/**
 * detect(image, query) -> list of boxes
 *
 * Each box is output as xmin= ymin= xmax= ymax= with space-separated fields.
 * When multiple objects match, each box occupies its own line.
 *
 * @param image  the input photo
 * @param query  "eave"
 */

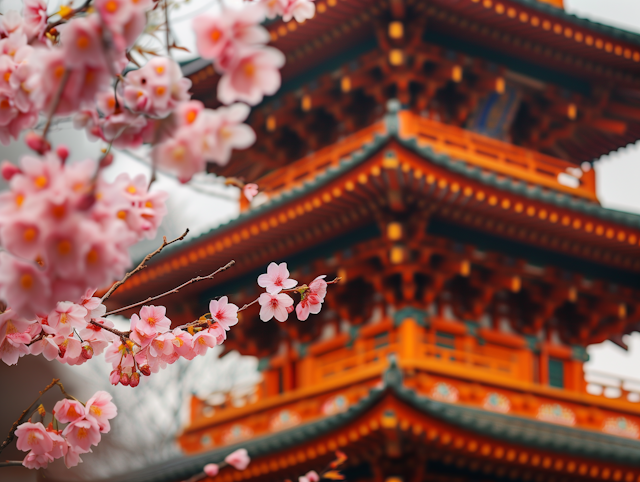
xmin=71 ymin=362 xmax=640 ymax=482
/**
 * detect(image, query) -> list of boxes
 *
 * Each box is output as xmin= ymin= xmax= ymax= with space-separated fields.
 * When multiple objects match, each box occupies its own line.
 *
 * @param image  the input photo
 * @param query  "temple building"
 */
xmin=107 ymin=0 xmax=640 ymax=481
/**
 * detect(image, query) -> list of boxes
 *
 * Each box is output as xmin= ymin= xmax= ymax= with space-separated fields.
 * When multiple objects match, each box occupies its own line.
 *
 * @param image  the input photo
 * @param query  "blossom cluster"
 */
xmin=107 ymin=298 xmax=239 ymax=386
xmin=193 ymin=3 xmax=286 ymax=106
xmin=0 ymin=151 xmax=167 ymax=318
xmin=203 ymin=448 xmax=251 ymax=477
xmin=257 ymin=262 xmax=328 ymax=322
xmin=14 ymin=390 xmax=117 ymax=469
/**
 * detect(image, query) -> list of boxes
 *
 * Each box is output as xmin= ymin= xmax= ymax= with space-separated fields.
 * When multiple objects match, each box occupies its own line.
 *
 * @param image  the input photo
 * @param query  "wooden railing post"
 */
xmin=399 ymin=318 xmax=420 ymax=365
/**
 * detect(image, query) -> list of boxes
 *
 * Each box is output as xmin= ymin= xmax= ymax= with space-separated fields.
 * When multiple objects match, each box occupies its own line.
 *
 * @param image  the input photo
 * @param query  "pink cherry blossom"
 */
xmin=192 ymin=327 xmax=220 ymax=356
xmin=22 ymin=450 xmax=54 ymax=469
xmin=217 ymin=47 xmax=285 ymax=106
xmin=85 ymin=391 xmax=117 ymax=433
xmin=281 ymin=0 xmax=316 ymax=23
xmin=258 ymin=262 xmax=297 ymax=294
xmin=22 ymin=0 xmax=48 ymax=41
xmin=208 ymin=103 xmax=256 ymax=166
xmin=123 ymin=57 xmax=192 ymax=118
xmin=62 ymin=418 xmax=101 ymax=453
xmin=0 ymin=252 xmax=51 ymax=317
xmin=149 ymin=332 xmax=175 ymax=358
xmin=299 ymin=471 xmax=320 ymax=482
xmin=48 ymin=430 xmax=69 ymax=460
xmin=136 ymin=305 xmax=171 ymax=336
xmin=53 ymin=399 xmax=85 ymax=424
xmin=296 ymin=275 xmax=327 ymax=321
xmin=172 ymin=329 xmax=196 ymax=360
xmin=15 ymin=422 xmax=53 ymax=455
xmin=243 ymin=183 xmax=258 ymax=202
xmin=259 ymin=293 xmax=294 ymax=322
xmin=204 ymin=463 xmax=220 ymax=477
xmin=225 ymin=448 xmax=250 ymax=470
xmin=209 ymin=296 xmax=239 ymax=330
xmin=193 ymin=4 xmax=269 ymax=63
xmin=64 ymin=445 xmax=85 ymax=468
xmin=48 ymin=302 xmax=88 ymax=337
xmin=60 ymin=15 xmax=108 ymax=69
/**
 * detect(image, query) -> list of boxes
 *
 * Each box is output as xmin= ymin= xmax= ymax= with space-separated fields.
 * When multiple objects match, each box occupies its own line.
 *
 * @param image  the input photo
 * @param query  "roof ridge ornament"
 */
xmin=382 ymin=355 xmax=404 ymax=389
xmin=384 ymin=99 xmax=401 ymax=136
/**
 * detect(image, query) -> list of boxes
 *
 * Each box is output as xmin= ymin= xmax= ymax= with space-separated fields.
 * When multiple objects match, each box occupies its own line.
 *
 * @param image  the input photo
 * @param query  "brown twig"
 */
xmin=88 ymin=321 xmax=131 ymax=339
xmin=0 ymin=461 xmax=24 ymax=468
xmin=0 ymin=379 xmax=75 ymax=456
xmin=105 ymin=260 xmax=236 ymax=316
xmin=42 ymin=69 xmax=70 ymax=139
xmin=101 ymin=229 xmax=190 ymax=303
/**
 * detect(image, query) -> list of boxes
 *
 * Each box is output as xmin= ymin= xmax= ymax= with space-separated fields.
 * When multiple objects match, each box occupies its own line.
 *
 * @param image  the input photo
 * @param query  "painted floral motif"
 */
xmin=322 ymin=395 xmax=349 ymax=416
xmin=430 ymin=382 xmax=459 ymax=403
xmin=269 ymin=409 xmax=301 ymax=431
xmin=537 ymin=404 xmax=576 ymax=426
xmin=483 ymin=392 xmax=511 ymax=413
xmin=603 ymin=417 xmax=640 ymax=439
xmin=222 ymin=424 xmax=254 ymax=444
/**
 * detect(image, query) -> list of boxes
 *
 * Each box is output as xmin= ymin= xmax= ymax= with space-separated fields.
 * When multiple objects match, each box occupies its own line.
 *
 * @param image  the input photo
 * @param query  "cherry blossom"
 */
xmin=53 ymin=399 xmax=86 ymax=424
xmin=243 ymin=183 xmax=259 ymax=202
xmin=15 ymin=422 xmax=53 ymax=455
xmin=209 ymin=296 xmax=239 ymax=330
xmin=225 ymin=448 xmax=251 ymax=470
xmin=217 ymin=47 xmax=285 ymax=106
xmin=281 ymin=0 xmax=316 ymax=23
xmin=300 ymin=471 xmax=321 ymax=482
xmin=62 ymin=418 xmax=101 ymax=453
xmin=85 ymin=391 xmax=118 ymax=432
xmin=295 ymin=275 xmax=327 ymax=321
xmin=23 ymin=451 xmax=54 ymax=469
xmin=258 ymin=262 xmax=297 ymax=294
xmin=204 ymin=463 xmax=220 ymax=477
xmin=259 ymin=292 xmax=294 ymax=322
xmin=193 ymin=4 xmax=269 ymax=64
xmin=123 ymin=57 xmax=192 ymax=118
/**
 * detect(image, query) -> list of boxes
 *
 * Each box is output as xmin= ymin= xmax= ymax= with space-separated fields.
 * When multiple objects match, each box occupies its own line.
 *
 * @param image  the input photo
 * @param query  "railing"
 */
xmin=397 ymin=111 xmax=597 ymax=201
xmin=585 ymin=370 xmax=640 ymax=403
xmin=246 ymin=121 xmax=387 ymax=207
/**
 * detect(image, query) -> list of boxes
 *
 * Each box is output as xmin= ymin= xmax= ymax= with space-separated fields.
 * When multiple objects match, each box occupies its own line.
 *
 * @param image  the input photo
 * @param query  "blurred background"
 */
xmin=2 ymin=0 xmax=640 ymax=480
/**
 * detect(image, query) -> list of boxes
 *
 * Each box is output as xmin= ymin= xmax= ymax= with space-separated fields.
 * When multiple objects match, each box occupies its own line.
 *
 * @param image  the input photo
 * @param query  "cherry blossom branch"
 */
xmin=0 ymin=379 xmax=73 ymax=456
xmin=101 ymin=229 xmax=190 ymax=303
xmin=0 ymin=461 xmax=24 ymax=467
xmin=183 ymin=461 xmax=230 ymax=482
xmin=105 ymin=260 xmax=236 ymax=316
xmin=42 ymin=69 xmax=70 ymax=139
xmin=235 ymin=277 xmax=342 ymax=313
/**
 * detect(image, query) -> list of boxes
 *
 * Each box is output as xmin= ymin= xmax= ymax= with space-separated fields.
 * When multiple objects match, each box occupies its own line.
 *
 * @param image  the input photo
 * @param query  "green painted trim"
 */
xmin=393 ymin=307 xmax=429 ymax=327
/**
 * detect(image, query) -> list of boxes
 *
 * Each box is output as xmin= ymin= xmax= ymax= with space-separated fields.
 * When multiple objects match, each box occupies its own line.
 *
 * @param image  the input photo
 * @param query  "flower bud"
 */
xmin=1 ymin=161 xmax=21 ymax=181
xmin=81 ymin=344 xmax=94 ymax=360
xmin=76 ymin=193 xmax=96 ymax=211
xmin=204 ymin=464 xmax=219 ymax=477
xmin=120 ymin=372 xmax=130 ymax=386
xmin=286 ymin=304 xmax=295 ymax=314
xmin=99 ymin=153 xmax=114 ymax=168
xmin=56 ymin=145 xmax=70 ymax=163
xmin=25 ymin=132 xmax=51 ymax=155
xmin=140 ymin=365 xmax=151 ymax=376
xmin=130 ymin=372 xmax=140 ymax=388
xmin=109 ymin=370 xmax=120 ymax=386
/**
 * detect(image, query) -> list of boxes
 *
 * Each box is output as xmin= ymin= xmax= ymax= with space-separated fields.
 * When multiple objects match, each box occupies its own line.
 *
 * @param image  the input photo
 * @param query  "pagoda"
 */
xmin=103 ymin=0 xmax=640 ymax=481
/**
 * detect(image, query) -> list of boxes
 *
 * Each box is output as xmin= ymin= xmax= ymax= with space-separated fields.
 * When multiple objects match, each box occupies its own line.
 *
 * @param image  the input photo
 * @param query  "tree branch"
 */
xmin=101 ymin=229 xmax=190 ymax=303
xmin=0 ymin=379 xmax=75 ymax=455
xmin=0 ymin=461 xmax=24 ymax=468
xmin=105 ymin=260 xmax=236 ymax=316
